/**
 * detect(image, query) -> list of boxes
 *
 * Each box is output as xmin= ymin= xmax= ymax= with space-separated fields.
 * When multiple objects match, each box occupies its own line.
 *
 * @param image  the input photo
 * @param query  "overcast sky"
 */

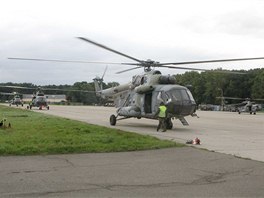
xmin=1 ymin=0 xmax=264 ymax=85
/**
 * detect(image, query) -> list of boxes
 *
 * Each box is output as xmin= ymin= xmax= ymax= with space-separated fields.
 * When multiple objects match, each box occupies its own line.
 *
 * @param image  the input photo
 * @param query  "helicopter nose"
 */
xmin=167 ymin=100 xmax=196 ymax=116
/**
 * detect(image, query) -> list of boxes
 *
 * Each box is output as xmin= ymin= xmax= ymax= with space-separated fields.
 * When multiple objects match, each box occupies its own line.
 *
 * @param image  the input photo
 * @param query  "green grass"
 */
xmin=0 ymin=105 xmax=183 ymax=155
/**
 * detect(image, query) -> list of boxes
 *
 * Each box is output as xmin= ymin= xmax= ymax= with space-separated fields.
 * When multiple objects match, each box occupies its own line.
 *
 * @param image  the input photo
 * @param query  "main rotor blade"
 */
xmin=101 ymin=65 xmax=108 ymax=79
xmin=8 ymin=57 xmax=123 ymax=65
xmin=116 ymin=66 xmax=142 ymax=74
xmin=0 ymin=85 xmax=95 ymax=93
xmin=0 ymin=85 xmax=36 ymax=90
xmin=159 ymin=57 xmax=264 ymax=66
xmin=158 ymin=65 xmax=245 ymax=74
xmin=77 ymin=37 xmax=143 ymax=64
xmin=253 ymin=98 xmax=264 ymax=101
xmin=216 ymin=96 xmax=244 ymax=100
xmin=0 ymin=92 xmax=15 ymax=95
xmin=41 ymin=87 xmax=95 ymax=93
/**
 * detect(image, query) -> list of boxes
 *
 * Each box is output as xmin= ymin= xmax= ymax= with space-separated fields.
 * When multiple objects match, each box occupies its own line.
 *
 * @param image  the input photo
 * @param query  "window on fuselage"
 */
xmin=166 ymin=89 xmax=190 ymax=102
xmin=180 ymin=89 xmax=190 ymax=100
xmin=186 ymin=90 xmax=195 ymax=102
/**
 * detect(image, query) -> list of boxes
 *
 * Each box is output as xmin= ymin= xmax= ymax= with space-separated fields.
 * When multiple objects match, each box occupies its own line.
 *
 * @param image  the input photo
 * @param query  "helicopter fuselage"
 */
xmin=9 ymin=96 xmax=23 ymax=107
xmin=27 ymin=92 xmax=50 ymax=110
xmin=237 ymin=102 xmax=259 ymax=114
xmin=115 ymin=84 xmax=196 ymax=118
xmin=105 ymin=71 xmax=197 ymax=126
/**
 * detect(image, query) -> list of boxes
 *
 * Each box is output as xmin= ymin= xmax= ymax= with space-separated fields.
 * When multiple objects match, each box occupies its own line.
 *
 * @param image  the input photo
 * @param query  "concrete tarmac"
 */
xmin=1 ymin=105 xmax=264 ymax=197
xmin=1 ymin=148 xmax=264 ymax=197
xmin=38 ymin=105 xmax=264 ymax=162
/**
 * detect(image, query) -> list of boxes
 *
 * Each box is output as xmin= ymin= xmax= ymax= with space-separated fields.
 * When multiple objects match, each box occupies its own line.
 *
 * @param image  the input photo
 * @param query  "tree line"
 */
xmin=175 ymin=68 xmax=264 ymax=105
xmin=1 ymin=68 xmax=263 ymax=105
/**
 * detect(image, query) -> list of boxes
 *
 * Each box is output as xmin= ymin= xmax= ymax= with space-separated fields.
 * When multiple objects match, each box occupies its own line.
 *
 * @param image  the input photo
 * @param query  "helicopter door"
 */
xmin=144 ymin=93 xmax=152 ymax=114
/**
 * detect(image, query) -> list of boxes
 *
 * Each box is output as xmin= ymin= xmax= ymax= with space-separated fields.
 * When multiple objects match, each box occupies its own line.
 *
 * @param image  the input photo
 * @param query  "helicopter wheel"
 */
xmin=166 ymin=118 xmax=173 ymax=130
xmin=47 ymin=106 xmax=50 ymax=110
xmin=110 ymin=114 xmax=117 ymax=126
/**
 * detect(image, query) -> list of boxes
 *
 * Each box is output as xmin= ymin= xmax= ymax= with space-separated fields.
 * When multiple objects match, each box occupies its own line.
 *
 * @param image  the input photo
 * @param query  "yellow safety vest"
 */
xmin=158 ymin=105 xmax=167 ymax=118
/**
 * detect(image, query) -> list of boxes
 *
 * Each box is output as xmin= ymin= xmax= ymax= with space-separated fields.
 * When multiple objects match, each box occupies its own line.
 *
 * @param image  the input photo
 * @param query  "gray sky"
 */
xmin=1 ymin=0 xmax=264 ymax=85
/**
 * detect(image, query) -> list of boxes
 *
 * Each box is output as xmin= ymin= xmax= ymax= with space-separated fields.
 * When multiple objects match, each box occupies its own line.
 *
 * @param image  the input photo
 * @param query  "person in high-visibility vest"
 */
xmin=156 ymin=102 xmax=167 ymax=132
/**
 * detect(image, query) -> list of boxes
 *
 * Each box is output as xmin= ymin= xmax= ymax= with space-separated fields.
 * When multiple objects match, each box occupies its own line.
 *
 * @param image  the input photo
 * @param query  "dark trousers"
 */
xmin=157 ymin=117 xmax=166 ymax=132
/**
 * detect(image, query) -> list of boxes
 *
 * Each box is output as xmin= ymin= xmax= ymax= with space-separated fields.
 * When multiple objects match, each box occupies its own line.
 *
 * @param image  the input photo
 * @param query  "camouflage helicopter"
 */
xmin=0 ymin=85 xmax=94 ymax=110
xmin=0 ymin=86 xmax=50 ymax=110
xmin=9 ymin=93 xmax=24 ymax=107
xmin=8 ymin=37 xmax=264 ymax=128
xmin=218 ymin=96 xmax=264 ymax=114
xmin=26 ymin=88 xmax=50 ymax=110
xmin=0 ymin=92 xmax=24 ymax=107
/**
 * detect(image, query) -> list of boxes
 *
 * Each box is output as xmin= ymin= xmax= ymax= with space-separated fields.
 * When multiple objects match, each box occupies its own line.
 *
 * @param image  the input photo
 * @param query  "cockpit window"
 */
xmin=180 ymin=90 xmax=190 ymax=100
xmin=165 ymin=89 xmax=192 ymax=101
xmin=186 ymin=90 xmax=195 ymax=101
xmin=159 ymin=89 xmax=195 ymax=103
xmin=160 ymin=91 xmax=170 ymax=101
xmin=169 ymin=90 xmax=181 ymax=101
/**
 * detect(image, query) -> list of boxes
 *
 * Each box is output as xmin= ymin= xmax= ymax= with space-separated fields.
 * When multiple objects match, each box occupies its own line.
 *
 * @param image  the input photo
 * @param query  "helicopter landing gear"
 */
xmin=110 ymin=114 xmax=117 ymax=126
xmin=47 ymin=106 xmax=50 ymax=110
xmin=166 ymin=118 xmax=173 ymax=129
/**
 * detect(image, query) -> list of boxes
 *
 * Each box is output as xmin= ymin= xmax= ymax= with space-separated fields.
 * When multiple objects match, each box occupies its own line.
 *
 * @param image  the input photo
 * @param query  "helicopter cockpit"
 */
xmin=158 ymin=86 xmax=196 ymax=116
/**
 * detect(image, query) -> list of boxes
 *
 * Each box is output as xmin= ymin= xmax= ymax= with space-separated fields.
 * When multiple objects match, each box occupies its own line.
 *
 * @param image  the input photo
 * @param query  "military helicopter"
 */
xmin=0 ymin=84 xmax=95 ymax=110
xmin=9 ymin=93 xmax=24 ymax=107
xmin=8 ymin=37 xmax=264 ymax=128
xmin=27 ymin=88 xmax=50 ymax=110
xmin=218 ymin=96 xmax=264 ymax=114
xmin=0 ymin=92 xmax=24 ymax=107
xmin=0 ymin=85 xmax=50 ymax=110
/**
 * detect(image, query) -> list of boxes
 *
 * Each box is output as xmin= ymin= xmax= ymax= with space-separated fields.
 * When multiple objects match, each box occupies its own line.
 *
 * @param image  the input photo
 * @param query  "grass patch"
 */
xmin=0 ymin=105 xmax=183 ymax=155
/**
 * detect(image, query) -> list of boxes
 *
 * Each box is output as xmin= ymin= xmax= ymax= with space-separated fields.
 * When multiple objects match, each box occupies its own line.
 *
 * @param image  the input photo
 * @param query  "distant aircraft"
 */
xmin=0 ymin=92 xmax=24 ymax=107
xmin=217 ymin=97 xmax=264 ymax=114
xmin=27 ymin=89 xmax=50 ymax=110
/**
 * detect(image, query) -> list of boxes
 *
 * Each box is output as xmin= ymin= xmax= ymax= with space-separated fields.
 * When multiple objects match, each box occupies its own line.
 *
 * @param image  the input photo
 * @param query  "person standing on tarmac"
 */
xmin=156 ymin=102 xmax=167 ymax=132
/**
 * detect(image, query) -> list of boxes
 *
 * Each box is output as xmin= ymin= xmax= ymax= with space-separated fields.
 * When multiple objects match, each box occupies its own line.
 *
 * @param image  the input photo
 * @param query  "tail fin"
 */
xmin=93 ymin=66 xmax=107 ymax=98
xmin=93 ymin=77 xmax=104 ymax=98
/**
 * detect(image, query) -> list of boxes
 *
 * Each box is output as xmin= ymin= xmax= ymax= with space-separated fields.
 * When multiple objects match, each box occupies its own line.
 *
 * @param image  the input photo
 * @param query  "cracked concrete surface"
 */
xmin=1 ymin=105 xmax=264 ymax=197
xmin=1 ymin=148 xmax=264 ymax=197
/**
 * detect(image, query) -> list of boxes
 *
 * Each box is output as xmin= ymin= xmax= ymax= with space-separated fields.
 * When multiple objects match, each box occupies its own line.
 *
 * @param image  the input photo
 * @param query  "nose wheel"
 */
xmin=110 ymin=114 xmax=117 ymax=126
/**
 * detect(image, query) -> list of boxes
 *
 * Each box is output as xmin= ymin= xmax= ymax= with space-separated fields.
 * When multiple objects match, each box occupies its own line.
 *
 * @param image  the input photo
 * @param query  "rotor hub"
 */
xmin=143 ymin=59 xmax=160 ymax=72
